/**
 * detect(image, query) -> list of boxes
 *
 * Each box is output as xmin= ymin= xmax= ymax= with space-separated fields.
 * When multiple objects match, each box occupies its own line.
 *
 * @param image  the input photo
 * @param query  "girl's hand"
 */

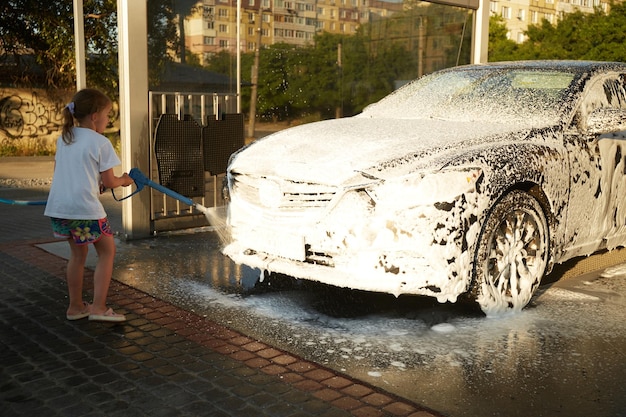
xmin=122 ymin=173 xmax=135 ymax=187
xmin=100 ymin=169 xmax=134 ymax=189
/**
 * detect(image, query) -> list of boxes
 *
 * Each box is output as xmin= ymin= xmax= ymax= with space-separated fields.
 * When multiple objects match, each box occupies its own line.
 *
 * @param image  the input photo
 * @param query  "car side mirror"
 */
xmin=586 ymin=108 xmax=626 ymax=134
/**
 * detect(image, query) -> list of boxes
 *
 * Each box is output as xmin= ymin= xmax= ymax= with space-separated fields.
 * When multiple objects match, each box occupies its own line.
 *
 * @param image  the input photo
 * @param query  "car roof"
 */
xmin=453 ymin=60 xmax=626 ymax=74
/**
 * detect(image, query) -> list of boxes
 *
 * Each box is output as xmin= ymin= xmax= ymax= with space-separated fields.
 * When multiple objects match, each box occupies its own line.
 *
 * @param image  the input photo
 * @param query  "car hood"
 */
xmin=230 ymin=117 xmax=542 ymax=184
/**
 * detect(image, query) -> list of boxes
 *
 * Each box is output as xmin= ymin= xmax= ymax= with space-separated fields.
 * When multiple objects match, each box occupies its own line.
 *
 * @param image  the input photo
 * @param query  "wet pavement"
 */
xmin=0 ymin=158 xmax=440 ymax=417
xmin=106 ymin=233 xmax=626 ymax=417
xmin=2 ymin=157 xmax=626 ymax=417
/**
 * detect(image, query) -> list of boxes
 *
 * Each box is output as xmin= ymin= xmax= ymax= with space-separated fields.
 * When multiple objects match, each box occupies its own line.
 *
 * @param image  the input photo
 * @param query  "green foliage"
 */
xmin=0 ymin=138 xmax=56 ymax=156
xmin=184 ymin=50 xmax=203 ymax=67
xmin=1 ymin=1 xmax=75 ymax=88
xmin=258 ymin=43 xmax=297 ymax=121
xmin=1 ymin=0 xmax=178 ymax=100
xmin=247 ymin=32 xmax=415 ymax=121
xmin=147 ymin=0 xmax=179 ymax=87
xmin=488 ymin=15 xmax=518 ymax=62
xmin=205 ymin=50 xmax=238 ymax=76
xmin=83 ymin=0 xmax=120 ymax=100
xmin=288 ymin=34 xmax=342 ymax=119
xmin=0 ymin=133 xmax=119 ymax=156
xmin=489 ymin=2 xmax=626 ymax=62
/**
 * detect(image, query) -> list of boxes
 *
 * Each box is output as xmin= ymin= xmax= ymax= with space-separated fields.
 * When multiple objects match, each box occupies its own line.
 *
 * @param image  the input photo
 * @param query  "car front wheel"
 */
xmin=473 ymin=190 xmax=549 ymax=316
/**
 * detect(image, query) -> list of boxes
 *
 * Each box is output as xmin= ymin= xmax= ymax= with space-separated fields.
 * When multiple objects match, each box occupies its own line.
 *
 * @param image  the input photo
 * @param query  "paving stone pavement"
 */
xmin=0 ymin=159 xmax=444 ymax=417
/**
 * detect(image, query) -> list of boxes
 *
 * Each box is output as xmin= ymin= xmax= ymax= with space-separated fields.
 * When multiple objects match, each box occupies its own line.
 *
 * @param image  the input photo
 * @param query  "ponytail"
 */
xmin=61 ymin=104 xmax=75 ymax=144
xmin=61 ymin=89 xmax=112 ymax=144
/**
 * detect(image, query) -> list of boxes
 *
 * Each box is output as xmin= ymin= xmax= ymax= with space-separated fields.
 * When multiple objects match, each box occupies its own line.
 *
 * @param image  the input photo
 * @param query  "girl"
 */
xmin=45 ymin=88 xmax=134 ymax=322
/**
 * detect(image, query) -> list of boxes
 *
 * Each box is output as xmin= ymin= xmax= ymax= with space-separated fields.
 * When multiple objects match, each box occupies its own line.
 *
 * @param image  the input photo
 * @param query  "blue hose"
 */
xmin=0 ymin=198 xmax=46 ymax=206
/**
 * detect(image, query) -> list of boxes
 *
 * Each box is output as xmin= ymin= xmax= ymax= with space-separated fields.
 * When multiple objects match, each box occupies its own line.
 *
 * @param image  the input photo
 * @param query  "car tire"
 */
xmin=473 ymin=190 xmax=549 ymax=316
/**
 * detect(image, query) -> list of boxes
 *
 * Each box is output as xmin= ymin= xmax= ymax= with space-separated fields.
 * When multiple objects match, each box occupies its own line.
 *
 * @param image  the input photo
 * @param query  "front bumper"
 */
xmin=223 ymin=240 xmax=469 ymax=301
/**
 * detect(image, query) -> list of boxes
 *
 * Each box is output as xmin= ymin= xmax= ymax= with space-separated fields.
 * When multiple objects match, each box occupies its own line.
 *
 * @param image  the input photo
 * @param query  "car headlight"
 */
xmin=365 ymin=167 xmax=483 ymax=210
xmin=257 ymin=179 xmax=283 ymax=208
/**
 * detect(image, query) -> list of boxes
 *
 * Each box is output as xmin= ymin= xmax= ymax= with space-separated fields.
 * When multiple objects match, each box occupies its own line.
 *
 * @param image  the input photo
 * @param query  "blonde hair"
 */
xmin=61 ymin=88 xmax=111 ymax=144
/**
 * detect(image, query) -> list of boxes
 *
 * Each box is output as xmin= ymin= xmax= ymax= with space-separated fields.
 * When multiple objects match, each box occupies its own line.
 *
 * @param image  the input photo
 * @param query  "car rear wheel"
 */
xmin=474 ymin=190 xmax=549 ymax=316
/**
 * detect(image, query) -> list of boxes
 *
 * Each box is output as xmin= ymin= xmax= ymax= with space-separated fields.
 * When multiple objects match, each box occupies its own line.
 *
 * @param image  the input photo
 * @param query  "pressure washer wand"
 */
xmin=126 ymin=168 xmax=208 ymax=214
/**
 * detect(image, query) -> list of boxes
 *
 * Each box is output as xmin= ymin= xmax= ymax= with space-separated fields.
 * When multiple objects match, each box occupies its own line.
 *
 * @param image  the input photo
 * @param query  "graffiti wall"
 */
xmin=0 ymin=88 xmax=72 ymax=146
xmin=0 ymin=88 xmax=120 ymax=156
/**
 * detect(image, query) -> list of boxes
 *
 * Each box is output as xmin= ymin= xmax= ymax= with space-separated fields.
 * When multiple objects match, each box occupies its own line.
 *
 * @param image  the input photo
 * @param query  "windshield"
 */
xmin=362 ymin=67 xmax=576 ymax=125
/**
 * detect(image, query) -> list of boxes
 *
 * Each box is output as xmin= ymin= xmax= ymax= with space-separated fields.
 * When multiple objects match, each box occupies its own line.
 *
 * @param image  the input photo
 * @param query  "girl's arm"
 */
xmin=100 ymin=168 xmax=134 ymax=189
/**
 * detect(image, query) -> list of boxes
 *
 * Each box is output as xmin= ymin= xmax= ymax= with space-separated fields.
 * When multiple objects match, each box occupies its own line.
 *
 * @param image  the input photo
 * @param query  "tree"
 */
xmin=147 ymin=0 xmax=179 ymax=87
xmin=1 ymin=0 xmax=178 ymax=100
xmin=291 ymin=33 xmax=344 ymax=119
xmin=256 ymin=43 xmax=295 ymax=121
xmin=205 ymin=50 xmax=239 ymax=76
xmin=338 ymin=33 xmax=374 ymax=115
xmin=488 ymin=15 xmax=518 ymax=62
xmin=0 ymin=0 xmax=117 ymax=92
xmin=575 ymin=3 xmax=626 ymax=61
xmin=504 ymin=2 xmax=626 ymax=62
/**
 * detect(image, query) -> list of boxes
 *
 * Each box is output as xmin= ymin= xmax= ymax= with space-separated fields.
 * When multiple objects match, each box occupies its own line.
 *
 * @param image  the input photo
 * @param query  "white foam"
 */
xmin=544 ymin=288 xmax=601 ymax=301
xmin=601 ymin=263 xmax=626 ymax=278
xmin=431 ymin=323 xmax=456 ymax=333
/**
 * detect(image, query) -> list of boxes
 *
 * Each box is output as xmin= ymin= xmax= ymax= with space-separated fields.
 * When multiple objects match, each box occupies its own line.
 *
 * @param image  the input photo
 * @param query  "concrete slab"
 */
xmin=36 ymin=240 xmax=102 ymax=270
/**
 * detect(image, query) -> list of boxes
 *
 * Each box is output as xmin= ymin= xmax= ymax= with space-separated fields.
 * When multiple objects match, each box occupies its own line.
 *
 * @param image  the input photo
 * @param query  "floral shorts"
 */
xmin=50 ymin=218 xmax=113 ymax=245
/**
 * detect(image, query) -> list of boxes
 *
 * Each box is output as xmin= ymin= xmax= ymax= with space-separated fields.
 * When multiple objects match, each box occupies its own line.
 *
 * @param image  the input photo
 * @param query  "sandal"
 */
xmin=66 ymin=301 xmax=90 ymax=321
xmin=89 ymin=308 xmax=126 ymax=323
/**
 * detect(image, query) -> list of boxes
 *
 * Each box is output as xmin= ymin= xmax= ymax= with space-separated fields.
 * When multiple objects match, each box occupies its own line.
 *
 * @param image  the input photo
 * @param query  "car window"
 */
xmin=579 ymin=74 xmax=626 ymax=114
xmin=603 ymin=74 xmax=626 ymax=109
xmin=575 ymin=73 xmax=626 ymax=129
xmin=361 ymin=68 xmax=575 ymax=125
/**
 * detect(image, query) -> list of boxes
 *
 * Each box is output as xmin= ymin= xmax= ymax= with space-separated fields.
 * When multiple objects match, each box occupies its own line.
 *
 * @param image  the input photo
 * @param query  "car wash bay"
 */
xmin=3 ymin=156 xmax=626 ymax=417
xmin=42 ymin=189 xmax=626 ymax=417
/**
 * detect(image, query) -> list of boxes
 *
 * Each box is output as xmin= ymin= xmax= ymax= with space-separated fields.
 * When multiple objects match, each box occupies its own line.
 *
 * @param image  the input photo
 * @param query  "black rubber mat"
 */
xmin=203 ymin=113 xmax=245 ymax=176
xmin=154 ymin=114 xmax=205 ymax=197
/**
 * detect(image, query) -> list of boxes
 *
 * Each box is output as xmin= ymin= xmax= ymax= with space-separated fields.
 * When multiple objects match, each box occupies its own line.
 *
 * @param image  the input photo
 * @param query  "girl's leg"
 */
xmin=91 ymin=234 xmax=120 ymax=316
xmin=66 ymin=238 xmax=89 ymax=316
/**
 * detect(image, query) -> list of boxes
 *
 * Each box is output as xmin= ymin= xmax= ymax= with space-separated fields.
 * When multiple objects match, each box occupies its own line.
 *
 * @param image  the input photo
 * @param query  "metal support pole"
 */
xmin=73 ymin=0 xmax=87 ymax=89
xmin=247 ymin=11 xmax=263 ymax=139
xmin=471 ymin=0 xmax=489 ymax=64
xmin=237 ymin=0 xmax=242 ymax=113
xmin=118 ymin=0 xmax=151 ymax=238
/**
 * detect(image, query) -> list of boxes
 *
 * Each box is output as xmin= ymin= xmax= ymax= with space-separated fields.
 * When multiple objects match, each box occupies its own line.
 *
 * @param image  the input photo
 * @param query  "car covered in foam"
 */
xmin=223 ymin=61 xmax=626 ymax=316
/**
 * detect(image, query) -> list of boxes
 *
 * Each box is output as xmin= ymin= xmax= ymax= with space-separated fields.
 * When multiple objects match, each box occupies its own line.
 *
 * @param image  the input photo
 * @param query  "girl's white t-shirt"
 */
xmin=44 ymin=127 xmax=121 ymax=220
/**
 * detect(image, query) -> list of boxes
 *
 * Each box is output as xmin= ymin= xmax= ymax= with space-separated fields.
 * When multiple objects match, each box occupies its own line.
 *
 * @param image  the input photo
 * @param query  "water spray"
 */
xmin=119 ymin=168 xmax=231 ymax=244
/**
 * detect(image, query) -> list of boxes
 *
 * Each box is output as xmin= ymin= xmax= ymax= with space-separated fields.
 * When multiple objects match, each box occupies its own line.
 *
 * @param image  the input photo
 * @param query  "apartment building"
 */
xmin=183 ymin=0 xmax=615 ymax=65
xmin=184 ymin=0 xmax=403 ymax=64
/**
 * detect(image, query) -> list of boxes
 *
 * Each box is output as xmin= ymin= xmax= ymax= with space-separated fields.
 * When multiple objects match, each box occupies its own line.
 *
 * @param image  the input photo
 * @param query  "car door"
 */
xmin=563 ymin=72 xmax=626 ymax=258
